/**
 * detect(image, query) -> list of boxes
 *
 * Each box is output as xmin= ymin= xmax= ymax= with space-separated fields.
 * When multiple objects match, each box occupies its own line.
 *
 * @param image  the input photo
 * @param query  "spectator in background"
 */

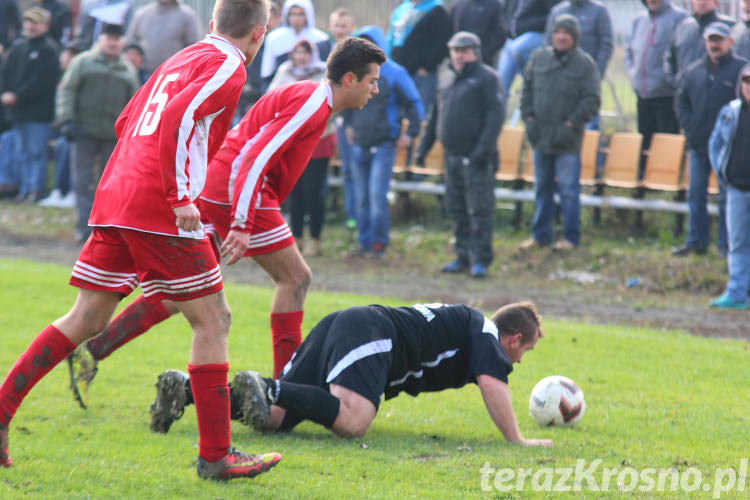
xmin=665 ymin=0 xmax=734 ymax=86
xmin=417 ymin=32 xmax=504 ymax=277
xmin=1 ymin=7 xmax=60 ymax=203
xmin=122 ymin=43 xmax=149 ymax=84
xmin=245 ymin=0 xmax=281 ymax=106
xmin=733 ymin=0 xmax=750 ymax=59
xmin=260 ymin=0 xmax=330 ymax=86
xmin=71 ymin=0 xmax=133 ymax=51
xmin=268 ymin=39 xmax=333 ymax=257
xmin=544 ymin=0 xmax=612 ymax=130
xmin=56 ymin=23 xmax=139 ymax=242
xmin=0 ymin=0 xmax=21 ymax=55
xmin=673 ymin=22 xmax=746 ymax=257
xmin=36 ymin=0 xmax=72 ymax=45
xmin=347 ymin=26 xmax=424 ymax=260
xmin=519 ymin=15 xmax=600 ymax=252
xmin=387 ymin=0 xmax=452 ymax=114
xmin=709 ymin=64 xmax=750 ymax=310
xmin=625 ymin=0 xmax=687 ymax=176
xmin=328 ymin=7 xmax=359 ymax=231
xmin=124 ymin=0 xmax=201 ymax=74
xmin=496 ymin=0 xmax=559 ymax=101
xmin=38 ymin=45 xmax=82 ymax=208
xmin=450 ymin=0 xmax=508 ymax=66
xmin=0 ymin=45 xmax=18 ymax=198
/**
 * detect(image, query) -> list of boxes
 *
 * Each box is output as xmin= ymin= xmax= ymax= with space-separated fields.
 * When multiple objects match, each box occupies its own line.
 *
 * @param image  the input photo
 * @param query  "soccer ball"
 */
xmin=529 ymin=375 xmax=585 ymax=427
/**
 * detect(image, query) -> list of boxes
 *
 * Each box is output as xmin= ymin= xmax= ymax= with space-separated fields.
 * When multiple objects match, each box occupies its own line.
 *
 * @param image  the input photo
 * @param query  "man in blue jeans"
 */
xmin=708 ymin=64 xmax=750 ymax=309
xmin=345 ymin=26 xmax=423 ymax=259
xmin=519 ymin=15 xmax=599 ymax=251
xmin=673 ymin=22 xmax=746 ymax=257
xmin=0 ymin=8 xmax=59 ymax=202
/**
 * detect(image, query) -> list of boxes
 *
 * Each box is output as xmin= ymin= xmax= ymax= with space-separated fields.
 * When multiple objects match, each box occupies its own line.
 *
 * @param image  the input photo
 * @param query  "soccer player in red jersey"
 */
xmin=0 ymin=0 xmax=285 ymax=481
xmin=66 ymin=38 xmax=387 ymax=397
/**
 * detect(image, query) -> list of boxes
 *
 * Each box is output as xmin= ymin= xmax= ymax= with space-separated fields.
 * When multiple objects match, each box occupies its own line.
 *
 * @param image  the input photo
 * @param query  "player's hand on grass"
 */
xmin=521 ymin=438 xmax=553 ymax=448
xmin=173 ymin=203 xmax=201 ymax=232
xmin=221 ymin=229 xmax=250 ymax=265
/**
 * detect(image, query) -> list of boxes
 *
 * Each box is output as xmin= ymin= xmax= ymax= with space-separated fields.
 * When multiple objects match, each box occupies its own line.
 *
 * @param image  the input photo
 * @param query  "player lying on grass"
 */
xmin=149 ymin=302 xmax=553 ymax=447
xmin=64 ymin=36 xmax=387 ymax=408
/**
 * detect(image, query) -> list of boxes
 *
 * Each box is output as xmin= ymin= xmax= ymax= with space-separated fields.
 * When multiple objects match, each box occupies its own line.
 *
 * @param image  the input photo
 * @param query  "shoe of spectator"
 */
xmin=149 ymin=370 xmax=189 ymax=434
xmin=553 ymin=239 xmax=576 ymax=251
xmin=671 ymin=243 xmax=708 ymax=256
xmin=38 ymin=189 xmax=64 ymax=207
xmin=349 ymin=246 xmax=370 ymax=258
xmin=440 ymin=260 xmax=469 ymax=273
xmin=518 ymin=237 xmax=544 ymax=251
xmin=303 ymin=238 xmax=321 ymax=257
xmin=710 ymin=293 xmax=749 ymax=310
xmin=59 ymin=191 xmax=76 ymax=208
xmin=196 ymin=446 xmax=281 ymax=481
xmin=470 ymin=263 xmax=489 ymax=278
xmin=0 ymin=184 xmax=19 ymax=199
xmin=371 ymin=242 xmax=386 ymax=259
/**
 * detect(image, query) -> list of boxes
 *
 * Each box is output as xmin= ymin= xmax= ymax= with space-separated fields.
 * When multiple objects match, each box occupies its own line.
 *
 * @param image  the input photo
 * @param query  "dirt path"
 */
xmin=2 ymin=232 xmax=747 ymax=340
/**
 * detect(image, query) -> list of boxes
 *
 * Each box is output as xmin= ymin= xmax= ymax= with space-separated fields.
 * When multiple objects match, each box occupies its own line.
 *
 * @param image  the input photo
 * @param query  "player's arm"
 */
xmin=476 ymin=374 xmax=553 ymax=448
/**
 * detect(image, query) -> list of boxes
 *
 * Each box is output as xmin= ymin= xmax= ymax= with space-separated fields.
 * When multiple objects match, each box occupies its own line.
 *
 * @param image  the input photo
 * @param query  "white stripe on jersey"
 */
xmin=174 ymin=53 xmax=241 ymax=202
xmin=482 ymin=317 xmax=499 ymax=341
xmin=388 ymin=348 xmax=460 ymax=388
xmin=228 ymin=122 xmax=269 ymax=202
xmin=325 ymin=339 xmax=393 ymax=384
xmin=234 ymin=83 xmax=328 ymax=227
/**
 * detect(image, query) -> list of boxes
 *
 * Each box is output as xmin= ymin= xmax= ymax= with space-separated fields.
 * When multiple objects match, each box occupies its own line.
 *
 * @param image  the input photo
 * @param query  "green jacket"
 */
xmin=56 ymin=46 xmax=140 ymax=140
xmin=521 ymin=46 xmax=600 ymax=154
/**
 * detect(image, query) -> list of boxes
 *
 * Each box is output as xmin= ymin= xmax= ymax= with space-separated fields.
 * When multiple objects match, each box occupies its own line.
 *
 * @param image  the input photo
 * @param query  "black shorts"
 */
xmin=279 ymin=306 xmax=394 ymax=430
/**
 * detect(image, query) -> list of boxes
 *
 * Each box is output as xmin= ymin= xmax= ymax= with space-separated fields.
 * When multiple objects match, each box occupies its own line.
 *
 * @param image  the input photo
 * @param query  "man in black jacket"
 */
xmin=673 ymin=22 xmax=747 ymax=257
xmin=0 ymin=7 xmax=60 ymax=202
xmin=450 ymin=0 xmax=508 ymax=66
xmin=416 ymin=32 xmax=504 ymax=278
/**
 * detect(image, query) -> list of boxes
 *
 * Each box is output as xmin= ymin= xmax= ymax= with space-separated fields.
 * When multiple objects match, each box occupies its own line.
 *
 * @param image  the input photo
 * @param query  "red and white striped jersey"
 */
xmin=89 ymin=35 xmax=247 ymax=238
xmin=200 ymin=79 xmax=333 ymax=232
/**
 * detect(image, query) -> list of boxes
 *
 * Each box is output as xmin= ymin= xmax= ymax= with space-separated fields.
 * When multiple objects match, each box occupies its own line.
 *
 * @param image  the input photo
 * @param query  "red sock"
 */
xmin=188 ymin=363 xmax=230 ymax=462
xmin=86 ymin=295 xmax=171 ymax=360
xmin=271 ymin=311 xmax=303 ymax=378
xmin=0 ymin=325 xmax=75 ymax=425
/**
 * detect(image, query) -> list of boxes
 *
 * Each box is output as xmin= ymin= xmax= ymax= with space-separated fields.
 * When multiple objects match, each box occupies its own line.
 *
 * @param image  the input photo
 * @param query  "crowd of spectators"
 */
xmin=0 ymin=0 xmax=748 ymax=307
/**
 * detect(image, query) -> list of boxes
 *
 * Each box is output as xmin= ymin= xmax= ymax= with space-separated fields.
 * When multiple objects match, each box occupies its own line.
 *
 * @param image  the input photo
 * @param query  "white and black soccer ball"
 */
xmin=529 ymin=375 xmax=585 ymax=427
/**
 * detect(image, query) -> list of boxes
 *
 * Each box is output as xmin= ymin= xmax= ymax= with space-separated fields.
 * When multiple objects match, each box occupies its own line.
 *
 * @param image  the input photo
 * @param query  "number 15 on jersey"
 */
xmin=133 ymin=73 xmax=179 ymax=137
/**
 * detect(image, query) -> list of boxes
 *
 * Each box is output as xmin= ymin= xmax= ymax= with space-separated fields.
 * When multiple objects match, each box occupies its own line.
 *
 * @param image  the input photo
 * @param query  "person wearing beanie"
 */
xmin=673 ymin=22 xmax=747 ymax=257
xmin=519 ymin=14 xmax=600 ymax=252
xmin=416 ymin=30 xmax=504 ymax=277
xmin=708 ymin=64 xmax=750 ymax=309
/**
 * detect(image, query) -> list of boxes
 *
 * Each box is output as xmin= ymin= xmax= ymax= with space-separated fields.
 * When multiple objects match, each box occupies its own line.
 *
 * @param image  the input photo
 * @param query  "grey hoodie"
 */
xmin=624 ymin=0 xmax=688 ymax=98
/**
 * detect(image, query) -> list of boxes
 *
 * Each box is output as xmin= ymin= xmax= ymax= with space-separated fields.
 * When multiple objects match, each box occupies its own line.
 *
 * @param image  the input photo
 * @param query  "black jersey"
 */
xmin=374 ymin=303 xmax=513 ymax=400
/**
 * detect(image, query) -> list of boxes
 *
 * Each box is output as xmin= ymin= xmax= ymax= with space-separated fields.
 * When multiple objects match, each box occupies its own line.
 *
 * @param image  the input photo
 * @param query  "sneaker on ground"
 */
xmin=38 ymin=189 xmax=64 ymax=207
xmin=58 ymin=191 xmax=76 ymax=208
xmin=149 ymin=370 xmax=189 ymax=433
xmin=552 ymin=239 xmax=576 ymax=251
xmin=67 ymin=345 xmax=98 ymax=409
xmin=197 ymin=446 xmax=281 ymax=481
xmin=0 ymin=423 xmax=11 ymax=467
xmin=231 ymin=371 xmax=271 ymax=430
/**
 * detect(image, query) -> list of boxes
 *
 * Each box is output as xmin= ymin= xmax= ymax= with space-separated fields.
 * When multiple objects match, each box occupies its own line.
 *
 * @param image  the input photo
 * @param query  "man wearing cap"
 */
xmin=665 ymin=0 xmax=735 ymax=87
xmin=0 ymin=7 xmax=60 ymax=203
xmin=519 ymin=14 xmax=600 ymax=251
xmin=674 ymin=22 xmax=747 ymax=257
xmin=56 ymin=23 xmax=140 ymax=242
xmin=416 ymin=31 xmax=504 ymax=278
xmin=708 ymin=64 xmax=750 ymax=309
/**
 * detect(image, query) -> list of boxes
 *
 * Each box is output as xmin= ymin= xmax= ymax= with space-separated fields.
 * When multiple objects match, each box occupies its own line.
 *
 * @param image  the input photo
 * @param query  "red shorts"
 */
xmin=197 ymin=198 xmax=294 ymax=258
xmin=70 ymin=227 xmax=223 ymax=302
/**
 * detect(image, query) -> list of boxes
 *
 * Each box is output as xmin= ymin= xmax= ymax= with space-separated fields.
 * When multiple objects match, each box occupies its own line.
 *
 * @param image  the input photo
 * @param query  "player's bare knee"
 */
xmin=332 ymin=418 xmax=369 ymax=439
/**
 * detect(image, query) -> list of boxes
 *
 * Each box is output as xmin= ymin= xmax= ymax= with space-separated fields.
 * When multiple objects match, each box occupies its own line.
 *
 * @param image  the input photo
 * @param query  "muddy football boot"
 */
xmin=149 ymin=370 xmax=189 ymax=433
xmin=231 ymin=371 xmax=271 ymax=431
xmin=66 ymin=345 xmax=98 ymax=410
xmin=197 ymin=446 xmax=281 ymax=481
xmin=0 ymin=423 xmax=10 ymax=467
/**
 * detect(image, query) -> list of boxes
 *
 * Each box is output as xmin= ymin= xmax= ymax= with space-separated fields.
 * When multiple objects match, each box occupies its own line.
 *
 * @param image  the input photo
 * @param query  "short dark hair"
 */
xmin=491 ymin=301 xmax=543 ymax=345
xmin=326 ymin=37 xmax=385 ymax=85
xmin=123 ymin=43 xmax=144 ymax=57
xmin=214 ymin=0 xmax=269 ymax=39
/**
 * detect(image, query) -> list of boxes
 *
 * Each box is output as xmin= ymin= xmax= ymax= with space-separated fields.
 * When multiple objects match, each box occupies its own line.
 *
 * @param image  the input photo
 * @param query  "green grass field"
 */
xmin=1 ymin=258 xmax=749 ymax=499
